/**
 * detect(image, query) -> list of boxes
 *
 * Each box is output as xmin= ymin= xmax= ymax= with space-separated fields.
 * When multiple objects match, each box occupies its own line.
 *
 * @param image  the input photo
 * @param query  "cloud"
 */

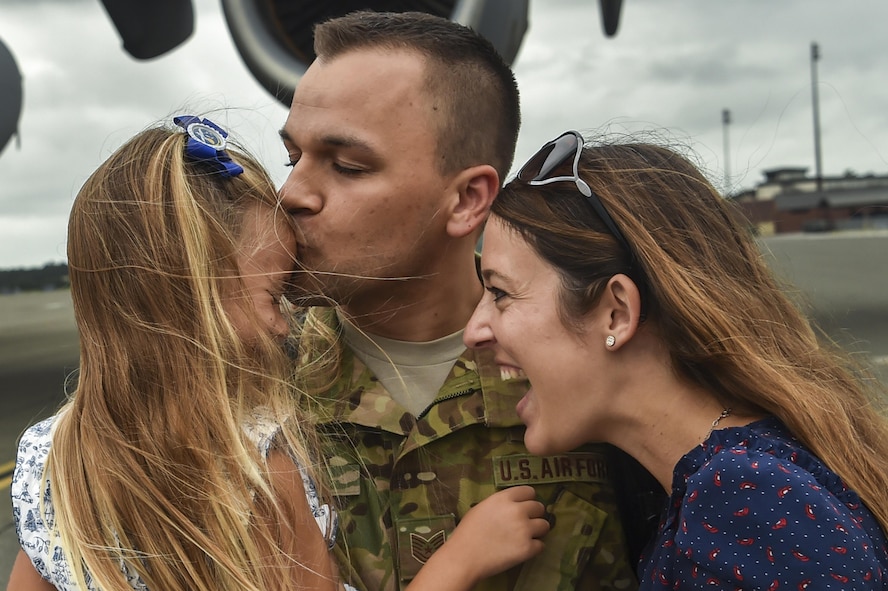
xmin=1 ymin=0 xmax=887 ymax=268
xmin=511 ymin=0 xmax=888 ymax=194
xmin=0 ymin=0 xmax=288 ymax=268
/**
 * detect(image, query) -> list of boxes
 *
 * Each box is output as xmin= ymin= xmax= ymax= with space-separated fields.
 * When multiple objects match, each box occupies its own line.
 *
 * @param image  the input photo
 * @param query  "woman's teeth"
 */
xmin=500 ymin=367 xmax=527 ymax=382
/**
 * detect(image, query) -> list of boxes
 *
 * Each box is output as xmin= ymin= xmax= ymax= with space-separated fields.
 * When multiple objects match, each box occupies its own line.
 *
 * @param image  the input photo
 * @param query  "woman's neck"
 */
xmin=600 ymin=371 xmax=731 ymax=492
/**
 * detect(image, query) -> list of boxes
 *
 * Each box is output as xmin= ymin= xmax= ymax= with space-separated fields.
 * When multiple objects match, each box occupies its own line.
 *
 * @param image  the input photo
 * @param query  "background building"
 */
xmin=733 ymin=167 xmax=888 ymax=235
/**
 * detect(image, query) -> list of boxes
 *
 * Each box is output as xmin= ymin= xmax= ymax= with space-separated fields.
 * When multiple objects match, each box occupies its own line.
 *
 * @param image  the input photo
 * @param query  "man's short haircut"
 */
xmin=313 ymin=10 xmax=521 ymax=181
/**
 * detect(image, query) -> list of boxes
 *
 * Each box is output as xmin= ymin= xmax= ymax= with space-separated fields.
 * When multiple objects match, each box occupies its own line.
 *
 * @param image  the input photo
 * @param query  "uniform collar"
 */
xmin=304 ymin=307 xmax=527 ymax=434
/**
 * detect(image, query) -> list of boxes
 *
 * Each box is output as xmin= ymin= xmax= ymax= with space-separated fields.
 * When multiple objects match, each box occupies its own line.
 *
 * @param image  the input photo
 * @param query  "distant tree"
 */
xmin=0 ymin=262 xmax=69 ymax=293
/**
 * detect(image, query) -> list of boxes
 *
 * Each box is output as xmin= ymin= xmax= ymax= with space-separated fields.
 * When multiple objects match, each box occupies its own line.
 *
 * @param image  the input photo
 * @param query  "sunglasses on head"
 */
xmin=517 ymin=130 xmax=633 ymax=259
xmin=516 ymin=130 xmax=647 ymax=319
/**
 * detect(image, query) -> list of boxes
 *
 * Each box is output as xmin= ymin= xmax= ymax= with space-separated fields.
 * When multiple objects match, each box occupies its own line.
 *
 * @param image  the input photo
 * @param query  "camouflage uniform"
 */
xmin=302 ymin=308 xmax=638 ymax=591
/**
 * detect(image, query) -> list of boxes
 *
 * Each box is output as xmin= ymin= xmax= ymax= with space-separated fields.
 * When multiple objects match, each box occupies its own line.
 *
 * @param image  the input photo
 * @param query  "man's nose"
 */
xmin=279 ymin=163 xmax=322 ymax=216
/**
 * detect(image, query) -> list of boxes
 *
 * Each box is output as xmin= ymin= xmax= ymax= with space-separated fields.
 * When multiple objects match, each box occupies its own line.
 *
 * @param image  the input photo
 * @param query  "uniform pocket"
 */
xmin=514 ymin=487 xmax=635 ymax=591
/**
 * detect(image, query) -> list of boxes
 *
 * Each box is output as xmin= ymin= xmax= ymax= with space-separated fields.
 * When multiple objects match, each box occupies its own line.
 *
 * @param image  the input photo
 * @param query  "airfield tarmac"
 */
xmin=1 ymin=230 xmax=886 ymax=586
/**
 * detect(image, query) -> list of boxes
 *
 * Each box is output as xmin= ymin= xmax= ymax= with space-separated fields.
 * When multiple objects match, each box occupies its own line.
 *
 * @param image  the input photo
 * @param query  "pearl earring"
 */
xmin=605 ymin=335 xmax=616 ymax=347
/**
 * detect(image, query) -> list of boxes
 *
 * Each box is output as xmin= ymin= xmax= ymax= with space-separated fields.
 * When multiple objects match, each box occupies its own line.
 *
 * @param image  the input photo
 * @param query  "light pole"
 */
xmin=811 ymin=42 xmax=823 ymax=194
xmin=722 ymin=108 xmax=731 ymax=197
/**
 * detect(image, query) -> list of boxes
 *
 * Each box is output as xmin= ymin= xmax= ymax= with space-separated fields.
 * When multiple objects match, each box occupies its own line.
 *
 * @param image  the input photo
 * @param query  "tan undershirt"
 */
xmin=338 ymin=311 xmax=466 ymax=416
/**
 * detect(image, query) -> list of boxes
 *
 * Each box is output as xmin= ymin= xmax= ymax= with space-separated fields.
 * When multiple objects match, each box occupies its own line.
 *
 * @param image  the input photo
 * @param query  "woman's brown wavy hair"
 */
xmin=492 ymin=138 xmax=888 ymax=535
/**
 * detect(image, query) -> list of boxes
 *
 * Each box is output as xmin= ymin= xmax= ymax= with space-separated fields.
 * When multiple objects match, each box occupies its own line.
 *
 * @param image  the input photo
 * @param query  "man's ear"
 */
xmin=445 ymin=164 xmax=500 ymax=238
xmin=599 ymin=274 xmax=644 ymax=350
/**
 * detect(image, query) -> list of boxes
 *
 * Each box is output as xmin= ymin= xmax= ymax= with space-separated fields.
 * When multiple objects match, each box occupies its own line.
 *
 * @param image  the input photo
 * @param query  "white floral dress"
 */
xmin=11 ymin=409 xmax=337 ymax=591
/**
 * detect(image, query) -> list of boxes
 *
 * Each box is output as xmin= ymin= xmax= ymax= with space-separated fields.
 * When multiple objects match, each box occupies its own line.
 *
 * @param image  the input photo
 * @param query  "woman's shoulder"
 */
xmin=672 ymin=417 xmax=888 ymax=587
xmin=704 ymin=417 xmax=806 ymax=464
xmin=681 ymin=416 xmax=863 ymax=515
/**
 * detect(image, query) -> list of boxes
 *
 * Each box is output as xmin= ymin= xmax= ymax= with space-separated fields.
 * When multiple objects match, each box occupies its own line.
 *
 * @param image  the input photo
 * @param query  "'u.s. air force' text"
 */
xmin=493 ymin=452 xmax=609 ymax=487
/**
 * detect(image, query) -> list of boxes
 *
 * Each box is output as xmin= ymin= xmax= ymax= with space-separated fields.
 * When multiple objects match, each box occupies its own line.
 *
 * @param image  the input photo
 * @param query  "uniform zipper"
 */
xmin=415 ymin=387 xmax=475 ymax=420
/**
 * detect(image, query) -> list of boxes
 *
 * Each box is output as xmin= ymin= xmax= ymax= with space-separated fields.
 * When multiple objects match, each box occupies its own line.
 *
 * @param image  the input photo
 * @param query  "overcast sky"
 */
xmin=1 ymin=0 xmax=886 ymax=269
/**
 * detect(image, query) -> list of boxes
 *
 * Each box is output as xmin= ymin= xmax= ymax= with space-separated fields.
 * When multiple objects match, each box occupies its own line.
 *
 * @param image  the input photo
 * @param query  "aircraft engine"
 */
xmin=0 ymin=37 xmax=23 ymax=157
xmin=218 ymin=0 xmax=529 ymax=105
xmin=97 ymin=0 xmax=624 ymax=107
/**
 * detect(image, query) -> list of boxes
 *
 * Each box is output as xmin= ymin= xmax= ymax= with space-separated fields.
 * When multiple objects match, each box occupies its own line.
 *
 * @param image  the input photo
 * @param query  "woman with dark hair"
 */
xmin=465 ymin=130 xmax=888 ymax=589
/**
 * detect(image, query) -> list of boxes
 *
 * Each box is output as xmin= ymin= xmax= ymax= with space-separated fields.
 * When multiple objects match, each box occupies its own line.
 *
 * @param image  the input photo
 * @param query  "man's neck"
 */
xmin=340 ymin=264 xmax=483 ymax=342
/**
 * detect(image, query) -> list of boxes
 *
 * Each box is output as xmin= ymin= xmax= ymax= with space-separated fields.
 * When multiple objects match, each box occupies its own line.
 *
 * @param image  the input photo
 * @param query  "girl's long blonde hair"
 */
xmin=48 ymin=124 xmax=323 ymax=590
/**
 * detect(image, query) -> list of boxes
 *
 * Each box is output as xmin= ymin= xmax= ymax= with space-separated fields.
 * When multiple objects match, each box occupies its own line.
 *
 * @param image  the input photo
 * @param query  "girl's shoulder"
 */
xmin=240 ymin=406 xmax=338 ymax=546
xmin=241 ymin=405 xmax=283 ymax=457
xmin=12 ymin=415 xmax=59 ymax=521
xmin=11 ymin=415 xmax=73 ymax=589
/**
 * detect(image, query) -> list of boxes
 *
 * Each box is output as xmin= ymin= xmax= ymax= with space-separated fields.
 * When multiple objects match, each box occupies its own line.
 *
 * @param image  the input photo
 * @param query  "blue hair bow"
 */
xmin=173 ymin=115 xmax=244 ymax=178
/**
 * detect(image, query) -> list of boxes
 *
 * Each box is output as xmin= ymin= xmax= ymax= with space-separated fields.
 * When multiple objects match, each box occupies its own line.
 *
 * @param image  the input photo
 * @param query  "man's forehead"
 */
xmin=307 ymin=47 xmax=429 ymax=88
xmin=287 ymin=55 xmax=437 ymax=141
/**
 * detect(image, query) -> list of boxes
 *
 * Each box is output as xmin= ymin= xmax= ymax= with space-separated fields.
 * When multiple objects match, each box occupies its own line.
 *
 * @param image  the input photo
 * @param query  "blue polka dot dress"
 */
xmin=640 ymin=417 xmax=888 ymax=590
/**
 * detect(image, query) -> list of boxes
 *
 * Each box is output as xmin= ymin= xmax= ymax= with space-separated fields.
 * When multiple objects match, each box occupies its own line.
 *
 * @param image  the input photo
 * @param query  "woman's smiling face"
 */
xmin=464 ymin=216 xmax=604 ymax=455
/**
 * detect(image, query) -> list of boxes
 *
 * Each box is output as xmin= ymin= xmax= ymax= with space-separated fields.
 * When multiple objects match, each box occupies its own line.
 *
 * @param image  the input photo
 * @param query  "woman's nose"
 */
xmin=464 ymin=302 xmax=495 ymax=350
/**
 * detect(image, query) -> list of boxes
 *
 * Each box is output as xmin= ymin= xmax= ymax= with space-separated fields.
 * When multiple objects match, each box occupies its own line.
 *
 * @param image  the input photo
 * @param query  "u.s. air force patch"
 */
xmin=493 ymin=452 xmax=609 ymax=487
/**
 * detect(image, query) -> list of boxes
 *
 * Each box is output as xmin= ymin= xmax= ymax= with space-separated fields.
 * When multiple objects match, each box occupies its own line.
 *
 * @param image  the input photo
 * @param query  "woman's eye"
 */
xmin=284 ymin=154 xmax=300 ymax=168
xmin=485 ymin=286 xmax=508 ymax=302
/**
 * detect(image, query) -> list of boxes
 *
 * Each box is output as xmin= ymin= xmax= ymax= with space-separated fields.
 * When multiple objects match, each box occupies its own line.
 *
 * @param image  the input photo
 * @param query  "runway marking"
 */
xmin=0 ymin=459 xmax=14 ymax=490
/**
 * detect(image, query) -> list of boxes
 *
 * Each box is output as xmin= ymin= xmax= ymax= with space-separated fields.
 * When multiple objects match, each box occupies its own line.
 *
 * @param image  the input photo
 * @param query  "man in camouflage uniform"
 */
xmin=279 ymin=10 xmax=640 ymax=591
xmin=299 ymin=311 xmax=639 ymax=591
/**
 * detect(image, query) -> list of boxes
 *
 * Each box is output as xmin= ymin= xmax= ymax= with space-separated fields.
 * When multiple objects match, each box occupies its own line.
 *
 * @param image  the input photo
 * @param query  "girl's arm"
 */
xmin=406 ymin=485 xmax=550 ymax=591
xmin=263 ymin=450 xmax=340 ymax=591
xmin=6 ymin=550 xmax=56 ymax=591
